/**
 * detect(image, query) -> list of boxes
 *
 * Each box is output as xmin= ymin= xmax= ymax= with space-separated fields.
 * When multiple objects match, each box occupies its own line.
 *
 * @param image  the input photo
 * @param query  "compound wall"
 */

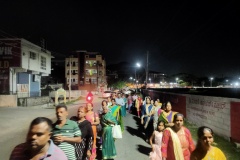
xmin=143 ymin=89 xmax=240 ymax=143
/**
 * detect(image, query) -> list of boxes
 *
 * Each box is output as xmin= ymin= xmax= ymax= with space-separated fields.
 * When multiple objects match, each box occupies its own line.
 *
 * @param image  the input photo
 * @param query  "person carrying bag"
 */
xmin=112 ymin=124 xmax=122 ymax=139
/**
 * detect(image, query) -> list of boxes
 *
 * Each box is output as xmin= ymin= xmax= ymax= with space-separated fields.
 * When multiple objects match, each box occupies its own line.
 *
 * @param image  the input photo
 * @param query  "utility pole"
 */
xmin=69 ymin=56 xmax=71 ymax=102
xmin=145 ymin=51 xmax=149 ymax=89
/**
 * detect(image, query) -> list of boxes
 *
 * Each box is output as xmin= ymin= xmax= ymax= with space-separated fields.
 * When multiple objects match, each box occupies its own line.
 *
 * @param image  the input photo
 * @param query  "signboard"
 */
xmin=0 ymin=69 xmax=9 ymax=93
xmin=0 ymin=39 xmax=21 ymax=93
xmin=0 ymin=39 xmax=21 ymax=67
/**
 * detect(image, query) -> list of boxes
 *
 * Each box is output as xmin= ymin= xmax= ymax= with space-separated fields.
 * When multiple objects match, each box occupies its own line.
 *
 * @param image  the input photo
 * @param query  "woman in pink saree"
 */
xmin=161 ymin=113 xmax=195 ymax=160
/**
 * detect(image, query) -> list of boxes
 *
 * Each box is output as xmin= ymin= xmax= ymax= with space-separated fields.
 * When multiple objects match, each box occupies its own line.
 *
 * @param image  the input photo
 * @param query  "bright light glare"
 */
xmin=136 ymin=63 xmax=141 ymax=67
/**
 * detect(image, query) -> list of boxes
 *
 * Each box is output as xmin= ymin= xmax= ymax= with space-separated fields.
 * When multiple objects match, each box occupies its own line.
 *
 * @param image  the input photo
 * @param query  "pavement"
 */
xmin=0 ymin=95 xmax=151 ymax=160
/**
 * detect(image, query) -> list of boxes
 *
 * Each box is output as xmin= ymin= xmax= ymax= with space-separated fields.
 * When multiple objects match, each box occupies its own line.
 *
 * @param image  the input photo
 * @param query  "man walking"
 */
xmin=52 ymin=104 xmax=82 ymax=160
xmin=10 ymin=117 xmax=67 ymax=160
xmin=115 ymin=93 xmax=125 ymax=117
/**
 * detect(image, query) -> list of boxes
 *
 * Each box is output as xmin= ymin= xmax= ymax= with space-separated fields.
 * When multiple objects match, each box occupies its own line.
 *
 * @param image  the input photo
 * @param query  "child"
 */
xmin=149 ymin=120 xmax=165 ymax=160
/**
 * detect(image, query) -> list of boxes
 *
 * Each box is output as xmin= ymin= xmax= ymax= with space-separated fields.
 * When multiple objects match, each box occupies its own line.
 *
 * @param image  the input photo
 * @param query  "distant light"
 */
xmin=136 ymin=63 xmax=141 ymax=67
xmin=235 ymin=82 xmax=239 ymax=86
xmin=210 ymin=77 xmax=214 ymax=80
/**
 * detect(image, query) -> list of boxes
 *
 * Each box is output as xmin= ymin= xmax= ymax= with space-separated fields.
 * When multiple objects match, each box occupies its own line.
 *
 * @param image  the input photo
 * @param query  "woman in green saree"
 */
xmin=109 ymin=98 xmax=124 ymax=131
xmin=101 ymin=105 xmax=118 ymax=159
xmin=158 ymin=101 xmax=178 ymax=127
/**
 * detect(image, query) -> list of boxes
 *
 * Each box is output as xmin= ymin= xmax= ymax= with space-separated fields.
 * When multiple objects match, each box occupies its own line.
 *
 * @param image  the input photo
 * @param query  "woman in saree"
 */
xmin=135 ymin=94 xmax=143 ymax=118
xmin=70 ymin=106 xmax=93 ymax=160
xmin=121 ymin=94 xmax=127 ymax=117
xmin=85 ymin=103 xmax=100 ymax=160
xmin=190 ymin=126 xmax=226 ymax=160
xmin=161 ymin=113 xmax=195 ymax=160
xmin=141 ymin=96 xmax=154 ymax=142
xmin=158 ymin=101 xmax=178 ymax=127
xmin=101 ymin=105 xmax=118 ymax=159
xmin=109 ymin=98 xmax=124 ymax=131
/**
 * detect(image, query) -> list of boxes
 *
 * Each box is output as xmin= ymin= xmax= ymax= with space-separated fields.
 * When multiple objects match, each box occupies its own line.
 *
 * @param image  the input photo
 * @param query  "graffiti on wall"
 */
xmin=187 ymin=97 xmax=227 ymax=120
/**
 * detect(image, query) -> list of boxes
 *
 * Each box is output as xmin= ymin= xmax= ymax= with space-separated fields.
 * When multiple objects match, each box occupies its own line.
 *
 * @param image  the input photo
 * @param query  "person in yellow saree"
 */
xmin=101 ymin=105 xmax=118 ymax=159
xmin=161 ymin=113 xmax=195 ymax=160
xmin=190 ymin=126 xmax=226 ymax=160
xmin=108 ymin=98 xmax=124 ymax=131
xmin=158 ymin=101 xmax=178 ymax=127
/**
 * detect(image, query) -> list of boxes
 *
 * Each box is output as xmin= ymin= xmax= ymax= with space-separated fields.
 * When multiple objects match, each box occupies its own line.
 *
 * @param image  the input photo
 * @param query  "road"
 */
xmin=0 ymin=96 xmax=151 ymax=160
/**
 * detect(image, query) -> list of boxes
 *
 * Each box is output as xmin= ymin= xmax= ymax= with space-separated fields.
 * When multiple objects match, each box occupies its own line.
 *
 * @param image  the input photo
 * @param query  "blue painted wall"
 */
xmin=30 ymin=75 xmax=40 ymax=96
xmin=17 ymin=73 xmax=29 ymax=84
xmin=17 ymin=73 xmax=40 ymax=97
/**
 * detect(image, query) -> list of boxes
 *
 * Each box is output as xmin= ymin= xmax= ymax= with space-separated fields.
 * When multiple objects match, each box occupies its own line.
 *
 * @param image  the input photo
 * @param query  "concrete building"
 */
xmin=0 ymin=38 xmax=52 ymax=107
xmin=65 ymin=51 xmax=107 ymax=91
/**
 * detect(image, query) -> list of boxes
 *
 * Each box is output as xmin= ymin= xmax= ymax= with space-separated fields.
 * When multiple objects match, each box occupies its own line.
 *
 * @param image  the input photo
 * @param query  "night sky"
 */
xmin=0 ymin=1 xmax=239 ymax=77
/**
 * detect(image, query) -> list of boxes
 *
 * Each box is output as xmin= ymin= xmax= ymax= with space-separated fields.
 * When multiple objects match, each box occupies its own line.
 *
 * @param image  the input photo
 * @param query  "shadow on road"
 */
xmin=125 ymin=126 xmax=145 ymax=140
xmin=136 ymin=144 xmax=152 ymax=156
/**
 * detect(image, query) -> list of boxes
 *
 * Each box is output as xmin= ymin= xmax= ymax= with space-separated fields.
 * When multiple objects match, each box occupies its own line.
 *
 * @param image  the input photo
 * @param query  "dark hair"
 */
xmin=197 ymin=126 xmax=214 ymax=138
xmin=111 ymin=98 xmax=116 ymax=102
xmin=102 ymin=100 xmax=107 ymax=106
xmin=173 ymin=113 xmax=184 ymax=122
xmin=166 ymin=101 xmax=171 ymax=105
xmin=30 ymin=117 xmax=53 ymax=131
xmin=56 ymin=104 xmax=67 ymax=111
xmin=78 ymin=106 xmax=88 ymax=113
xmin=156 ymin=120 xmax=166 ymax=131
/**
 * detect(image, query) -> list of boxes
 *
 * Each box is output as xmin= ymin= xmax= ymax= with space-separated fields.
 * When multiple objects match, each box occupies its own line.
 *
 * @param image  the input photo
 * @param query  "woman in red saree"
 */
xmin=161 ymin=113 xmax=195 ymax=160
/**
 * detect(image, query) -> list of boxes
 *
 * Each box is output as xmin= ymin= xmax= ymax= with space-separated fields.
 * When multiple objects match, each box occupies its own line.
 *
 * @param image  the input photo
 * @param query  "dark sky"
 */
xmin=0 ymin=1 xmax=239 ymax=77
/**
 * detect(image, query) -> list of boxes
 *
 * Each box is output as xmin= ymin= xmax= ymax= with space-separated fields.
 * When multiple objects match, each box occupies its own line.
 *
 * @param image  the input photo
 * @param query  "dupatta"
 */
xmin=165 ymin=127 xmax=184 ymax=160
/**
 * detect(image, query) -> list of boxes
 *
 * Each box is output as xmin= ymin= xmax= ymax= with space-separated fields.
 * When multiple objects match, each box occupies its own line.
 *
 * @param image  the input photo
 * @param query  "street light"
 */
xmin=149 ymin=78 xmax=151 ymax=83
xmin=210 ymin=77 xmax=214 ymax=87
xmin=176 ymin=77 xmax=179 ymax=87
xmin=135 ymin=63 xmax=141 ymax=81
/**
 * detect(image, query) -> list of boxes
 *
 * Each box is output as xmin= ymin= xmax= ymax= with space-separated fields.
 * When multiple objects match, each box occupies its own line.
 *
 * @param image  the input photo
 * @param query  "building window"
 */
xmin=30 ymin=51 xmax=37 ymax=60
xmin=41 ymin=56 xmax=46 ymax=70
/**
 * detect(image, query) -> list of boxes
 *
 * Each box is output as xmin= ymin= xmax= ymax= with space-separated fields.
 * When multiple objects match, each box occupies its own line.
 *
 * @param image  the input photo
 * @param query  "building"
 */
xmin=0 ymin=38 xmax=52 ymax=107
xmin=65 ymin=51 xmax=107 ymax=91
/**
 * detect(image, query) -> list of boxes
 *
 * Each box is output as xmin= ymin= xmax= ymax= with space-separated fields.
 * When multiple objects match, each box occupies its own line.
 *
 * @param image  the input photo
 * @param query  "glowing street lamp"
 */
xmin=149 ymin=78 xmax=151 ymax=83
xmin=176 ymin=77 xmax=179 ymax=86
xmin=135 ymin=62 xmax=141 ymax=81
xmin=210 ymin=77 xmax=214 ymax=87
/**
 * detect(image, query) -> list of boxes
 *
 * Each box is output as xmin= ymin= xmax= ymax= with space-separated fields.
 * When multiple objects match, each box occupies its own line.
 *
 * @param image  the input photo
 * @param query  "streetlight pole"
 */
xmin=145 ymin=51 xmax=149 ymax=89
xmin=210 ymin=77 xmax=213 ymax=87
xmin=135 ymin=63 xmax=140 ymax=89
xmin=176 ymin=77 xmax=179 ymax=87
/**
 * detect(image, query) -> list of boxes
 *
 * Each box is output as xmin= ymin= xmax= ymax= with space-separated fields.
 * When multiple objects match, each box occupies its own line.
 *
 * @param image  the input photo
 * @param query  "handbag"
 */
xmin=112 ymin=124 xmax=122 ymax=139
xmin=94 ymin=112 xmax=102 ymax=133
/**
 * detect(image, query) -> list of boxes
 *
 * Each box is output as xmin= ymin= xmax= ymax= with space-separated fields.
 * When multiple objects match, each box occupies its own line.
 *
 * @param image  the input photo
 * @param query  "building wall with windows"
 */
xmin=0 ymin=38 xmax=52 ymax=97
xmin=65 ymin=51 xmax=107 ymax=90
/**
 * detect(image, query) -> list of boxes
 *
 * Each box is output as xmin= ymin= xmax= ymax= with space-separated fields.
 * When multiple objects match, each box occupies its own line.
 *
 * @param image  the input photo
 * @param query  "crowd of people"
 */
xmin=9 ymin=91 xmax=227 ymax=160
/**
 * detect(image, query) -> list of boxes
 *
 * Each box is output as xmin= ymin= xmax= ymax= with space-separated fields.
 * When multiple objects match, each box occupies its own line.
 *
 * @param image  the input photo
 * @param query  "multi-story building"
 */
xmin=65 ymin=51 xmax=107 ymax=91
xmin=0 ymin=38 xmax=52 ymax=107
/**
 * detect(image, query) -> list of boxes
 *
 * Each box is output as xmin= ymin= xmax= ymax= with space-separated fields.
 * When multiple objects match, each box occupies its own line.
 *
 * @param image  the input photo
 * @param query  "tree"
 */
xmin=109 ymin=80 xmax=127 ymax=90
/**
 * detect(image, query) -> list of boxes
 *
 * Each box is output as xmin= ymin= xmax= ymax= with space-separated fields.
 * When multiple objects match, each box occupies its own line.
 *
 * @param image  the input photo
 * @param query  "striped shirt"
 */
xmin=52 ymin=119 xmax=81 ymax=160
xmin=9 ymin=140 xmax=67 ymax=160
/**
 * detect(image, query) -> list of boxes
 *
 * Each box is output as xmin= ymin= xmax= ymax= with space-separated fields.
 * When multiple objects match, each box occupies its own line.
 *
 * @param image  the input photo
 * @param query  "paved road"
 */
xmin=0 ymin=96 xmax=151 ymax=160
